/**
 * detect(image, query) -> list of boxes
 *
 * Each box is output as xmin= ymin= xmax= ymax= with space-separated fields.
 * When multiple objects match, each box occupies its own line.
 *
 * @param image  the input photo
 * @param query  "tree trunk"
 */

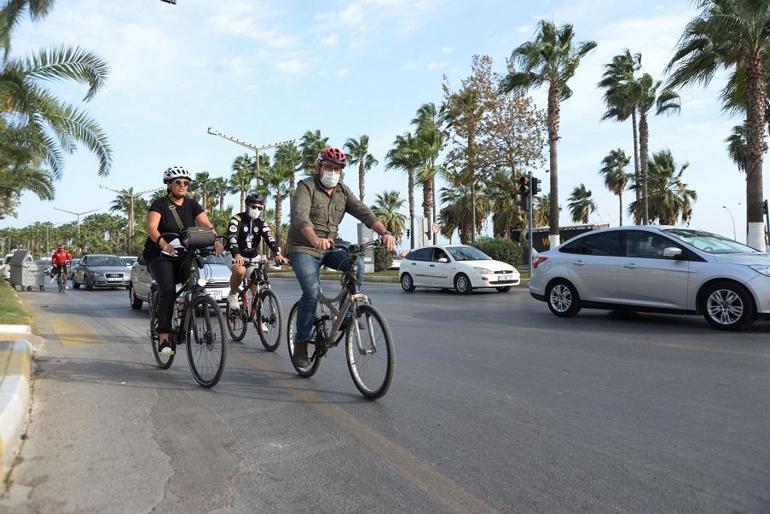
xmin=746 ymin=60 xmax=768 ymax=250
xmin=547 ymin=82 xmax=561 ymax=248
xmin=239 ymin=191 xmax=245 ymax=213
xmin=358 ymin=161 xmax=365 ymax=202
xmin=275 ymin=194 xmax=283 ymax=248
xmin=639 ymin=111 xmax=649 ymax=225
xmin=468 ymin=128 xmax=476 ymax=243
xmin=431 ymin=175 xmax=437 ymax=245
xmin=618 ymin=193 xmax=623 ymax=227
xmin=631 ymin=109 xmax=640 ymax=224
xmin=422 ymin=177 xmax=432 ymax=246
xmin=408 ymin=168 xmax=415 ymax=249
xmin=219 ymin=195 xmax=224 ymax=212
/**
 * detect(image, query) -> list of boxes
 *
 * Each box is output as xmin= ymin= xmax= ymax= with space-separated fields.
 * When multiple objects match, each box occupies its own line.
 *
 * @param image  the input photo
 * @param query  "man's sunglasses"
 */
xmin=247 ymin=204 xmax=263 ymax=210
xmin=173 ymin=179 xmax=190 ymax=187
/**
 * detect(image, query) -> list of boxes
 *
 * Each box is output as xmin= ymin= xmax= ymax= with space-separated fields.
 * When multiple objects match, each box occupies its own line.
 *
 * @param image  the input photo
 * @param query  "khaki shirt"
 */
xmin=286 ymin=176 xmax=379 ymax=257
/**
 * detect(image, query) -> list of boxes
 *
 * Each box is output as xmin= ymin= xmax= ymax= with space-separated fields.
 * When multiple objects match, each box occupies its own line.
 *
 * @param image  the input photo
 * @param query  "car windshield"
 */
xmin=89 ymin=256 xmax=125 ymax=266
xmin=205 ymin=254 xmax=226 ymax=265
xmin=663 ymin=229 xmax=758 ymax=254
xmin=121 ymin=257 xmax=136 ymax=265
xmin=447 ymin=246 xmax=491 ymax=261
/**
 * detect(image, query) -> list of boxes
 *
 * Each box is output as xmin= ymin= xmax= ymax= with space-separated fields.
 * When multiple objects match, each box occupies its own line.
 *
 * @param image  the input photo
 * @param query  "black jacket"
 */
xmin=226 ymin=212 xmax=280 ymax=258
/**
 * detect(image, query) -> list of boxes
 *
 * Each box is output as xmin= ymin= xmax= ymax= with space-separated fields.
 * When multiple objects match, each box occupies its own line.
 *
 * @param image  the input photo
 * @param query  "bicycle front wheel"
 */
xmin=226 ymin=291 xmax=248 ymax=342
xmin=58 ymin=273 xmax=65 ymax=293
xmin=345 ymin=304 xmax=394 ymax=400
xmin=256 ymin=289 xmax=282 ymax=351
xmin=150 ymin=290 xmax=174 ymax=369
xmin=186 ymin=295 xmax=227 ymax=388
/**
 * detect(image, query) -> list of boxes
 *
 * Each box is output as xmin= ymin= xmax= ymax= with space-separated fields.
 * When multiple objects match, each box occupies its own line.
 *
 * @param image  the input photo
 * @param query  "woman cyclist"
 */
xmin=144 ymin=166 xmax=217 ymax=355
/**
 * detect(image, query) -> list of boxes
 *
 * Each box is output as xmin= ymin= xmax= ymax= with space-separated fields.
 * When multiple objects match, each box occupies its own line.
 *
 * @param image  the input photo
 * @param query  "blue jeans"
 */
xmin=289 ymin=250 xmax=364 ymax=341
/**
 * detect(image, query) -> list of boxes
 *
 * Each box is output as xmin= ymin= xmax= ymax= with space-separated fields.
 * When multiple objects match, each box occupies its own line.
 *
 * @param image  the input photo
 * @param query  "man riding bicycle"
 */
xmin=50 ymin=244 xmax=72 ymax=286
xmin=226 ymin=193 xmax=288 ymax=311
xmin=286 ymin=146 xmax=395 ymax=367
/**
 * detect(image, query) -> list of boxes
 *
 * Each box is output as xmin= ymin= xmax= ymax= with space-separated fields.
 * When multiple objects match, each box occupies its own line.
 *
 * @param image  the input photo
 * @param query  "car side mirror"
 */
xmin=438 ymin=257 xmax=449 ymax=263
xmin=663 ymin=247 xmax=683 ymax=259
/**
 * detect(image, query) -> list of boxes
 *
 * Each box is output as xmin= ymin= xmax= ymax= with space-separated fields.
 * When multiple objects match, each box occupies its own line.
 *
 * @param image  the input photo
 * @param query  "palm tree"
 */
xmin=0 ymin=121 xmax=54 ymax=218
xmin=264 ymin=161 xmax=293 ymax=243
xmin=628 ymin=150 xmax=696 ymax=225
xmin=344 ymin=135 xmax=378 ymax=202
xmin=371 ymin=190 xmax=407 ymax=243
xmin=229 ymin=154 xmax=254 ymax=211
xmin=666 ymin=0 xmax=770 ymax=250
xmin=385 ymin=132 xmax=421 ymax=249
xmin=485 ymin=171 xmax=524 ymax=239
xmin=598 ymin=50 xmax=642 ymax=220
xmin=300 ymin=130 xmax=328 ymax=174
xmin=599 ymin=149 xmax=631 ymax=226
xmin=500 ymin=20 xmax=597 ymax=247
xmin=438 ymin=167 xmax=488 ymax=243
xmin=725 ymin=121 xmax=748 ymax=173
xmin=274 ymin=142 xmax=302 ymax=192
xmin=209 ymin=177 xmax=229 ymax=211
xmin=568 ymin=184 xmax=597 ymax=224
xmin=191 ymin=172 xmax=213 ymax=210
xmin=412 ymin=102 xmax=445 ymax=244
xmin=532 ymin=195 xmax=550 ymax=227
xmin=635 ymin=73 xmax=681 ymax=223
xmin=0 ymin=5 xmax=112 ymax=177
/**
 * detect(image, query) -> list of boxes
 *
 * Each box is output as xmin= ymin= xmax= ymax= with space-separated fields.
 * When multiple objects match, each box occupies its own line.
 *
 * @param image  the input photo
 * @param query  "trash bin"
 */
xmin=8 ymin=250 xmax=46 ymax=291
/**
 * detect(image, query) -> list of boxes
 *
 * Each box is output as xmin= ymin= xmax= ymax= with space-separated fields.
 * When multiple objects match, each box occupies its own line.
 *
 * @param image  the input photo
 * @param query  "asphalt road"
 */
xmin=2 ymin=278 xmax=769 ymax=513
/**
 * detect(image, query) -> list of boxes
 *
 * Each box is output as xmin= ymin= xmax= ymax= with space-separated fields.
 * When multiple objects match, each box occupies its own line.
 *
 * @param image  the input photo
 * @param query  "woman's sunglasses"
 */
xmin=173 ymin=179 xmax=190 ymax=187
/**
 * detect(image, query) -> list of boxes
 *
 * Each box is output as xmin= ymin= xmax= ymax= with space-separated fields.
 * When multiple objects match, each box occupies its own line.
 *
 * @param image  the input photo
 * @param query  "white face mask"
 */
xmin=248 ymin=207 xmax=262 ymax=218
xmin=320 ymin=170 xmax=341 ymax=188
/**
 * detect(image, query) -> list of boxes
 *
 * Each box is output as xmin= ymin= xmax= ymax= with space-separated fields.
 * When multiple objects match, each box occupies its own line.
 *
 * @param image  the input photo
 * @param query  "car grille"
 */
xmin=206 ymin=280 xmax=229 ymax=288
xmin=495 ymin=270 xmax=515 ymax=274
xmin=106 ymin=274 xmax=124 ymax=279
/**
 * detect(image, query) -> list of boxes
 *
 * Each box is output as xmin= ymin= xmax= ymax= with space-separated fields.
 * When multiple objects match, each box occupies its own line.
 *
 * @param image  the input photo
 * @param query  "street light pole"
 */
xmin=54 ymin=207 xmax=99 ymax=241
xmin=722 ymin=205 xmax=736 ymax=241
xmin=99 ymin=185 xmax=155 ymax=254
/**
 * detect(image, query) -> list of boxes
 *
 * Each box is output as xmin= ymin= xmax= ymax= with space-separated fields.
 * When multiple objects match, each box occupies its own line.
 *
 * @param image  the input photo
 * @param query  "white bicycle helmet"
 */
xmin=163 ymin=166 xmax=193 ymax=183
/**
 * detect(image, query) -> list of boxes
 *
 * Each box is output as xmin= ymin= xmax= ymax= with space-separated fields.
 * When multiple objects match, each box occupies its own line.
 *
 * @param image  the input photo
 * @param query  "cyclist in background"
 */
xmin=226 ymin=193 xmax=288 ymax=311
xmin=50 ymin=244 xmax=72 ymax=286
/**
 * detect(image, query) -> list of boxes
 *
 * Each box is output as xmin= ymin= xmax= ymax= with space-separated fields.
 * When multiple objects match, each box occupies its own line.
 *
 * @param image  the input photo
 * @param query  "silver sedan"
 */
xmin=529 ymin=226 xmax=770 ymax=330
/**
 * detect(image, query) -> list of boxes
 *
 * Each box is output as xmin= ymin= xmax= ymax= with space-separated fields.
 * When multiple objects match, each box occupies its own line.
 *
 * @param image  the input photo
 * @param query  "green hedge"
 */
xmin=472 ymin=237 xmax=524 ymax=267
xmin=373 ymin=247 xmax=394 ymax=272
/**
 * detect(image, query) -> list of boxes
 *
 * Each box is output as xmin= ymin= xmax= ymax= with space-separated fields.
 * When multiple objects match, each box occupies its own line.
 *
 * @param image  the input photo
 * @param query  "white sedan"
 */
xmin=399 ymin=245 xmax=520 ymax=294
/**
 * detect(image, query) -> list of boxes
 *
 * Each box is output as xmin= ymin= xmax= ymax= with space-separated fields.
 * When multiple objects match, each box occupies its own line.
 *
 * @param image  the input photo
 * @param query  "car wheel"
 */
xmin=129 ymin=286 xmax=143 ymax=310
xmin=85 ymin=276 xmax=93 ymax=291
xmin=496 ymin=286 xmax=512 ymax=293
xmin=400 ymin=273 xmax=415 ymax=292
xmin=546 ymin=280 xmax=581 ymax=317
xmin=73 ymin=277 xmax=80 ymax=289
xmin=454 ymin=273 xmax=472 ymax=295
xmin=701 ymin=281 xmax=755 ymax=331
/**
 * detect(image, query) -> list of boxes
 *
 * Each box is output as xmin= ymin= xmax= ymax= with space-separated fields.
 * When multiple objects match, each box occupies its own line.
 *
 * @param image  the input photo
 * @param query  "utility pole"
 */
xmin=54 ymin=207 xmax=99 ymax=241
xmin=99 ymin=185 xmax=155 ymax=254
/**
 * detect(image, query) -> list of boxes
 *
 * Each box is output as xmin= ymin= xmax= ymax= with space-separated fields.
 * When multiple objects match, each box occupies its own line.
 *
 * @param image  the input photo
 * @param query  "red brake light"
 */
xmin=532 ymin=256 xmax=548 ymax=269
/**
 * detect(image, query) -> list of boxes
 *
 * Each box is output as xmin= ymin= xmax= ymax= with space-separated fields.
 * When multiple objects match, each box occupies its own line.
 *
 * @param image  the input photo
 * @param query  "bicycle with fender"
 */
xmin=52 ymin=264 xmax=69 ymax=293
xmin=286 ymin=240 xmax=395 ymax=400
xmin=225 ymin=255 xmax=283 ymax=350
xmin=149 ymin=231 xmax=227 ymax=388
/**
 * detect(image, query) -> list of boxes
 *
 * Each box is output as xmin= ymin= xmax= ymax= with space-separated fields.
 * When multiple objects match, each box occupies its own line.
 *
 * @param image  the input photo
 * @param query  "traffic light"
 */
xmin=764 ymin=200 xmax=768 ymax=216
xmin=518 ymin=176 xmax=530 ymax=196
xmin=531 ymin=177 xmax=541 ymax=196
xmin=406 ymin=228 xmax=411 ymax=238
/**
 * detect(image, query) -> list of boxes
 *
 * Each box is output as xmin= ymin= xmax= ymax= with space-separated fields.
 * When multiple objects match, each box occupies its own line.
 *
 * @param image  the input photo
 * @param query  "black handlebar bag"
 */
xmin=181 ymin=227 xmax=216 ymax=249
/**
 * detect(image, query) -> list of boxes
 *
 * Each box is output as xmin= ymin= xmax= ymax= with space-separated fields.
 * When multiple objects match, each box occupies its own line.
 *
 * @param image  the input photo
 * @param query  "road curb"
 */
xmin=270 ymin=274 xmax=399 ymax=284
xmin=0 ymin=339 xmax=32 ymax=480
xmin=0 ymin=325 xmax=31 ymax=335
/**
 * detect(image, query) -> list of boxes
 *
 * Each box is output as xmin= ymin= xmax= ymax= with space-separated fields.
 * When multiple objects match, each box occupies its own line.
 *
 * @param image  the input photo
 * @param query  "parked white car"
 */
xmin=128 ymin=254 xmax=231 ymax=310
xmin=530 ymin=225 xmax=770 ymax=330
xmin=399 ymin=245 xmax=520 ymax=294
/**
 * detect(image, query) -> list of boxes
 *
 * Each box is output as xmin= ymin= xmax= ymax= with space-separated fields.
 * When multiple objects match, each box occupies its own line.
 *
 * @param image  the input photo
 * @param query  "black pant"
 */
xmin=149 ymin=255 xmax=190 ymax=334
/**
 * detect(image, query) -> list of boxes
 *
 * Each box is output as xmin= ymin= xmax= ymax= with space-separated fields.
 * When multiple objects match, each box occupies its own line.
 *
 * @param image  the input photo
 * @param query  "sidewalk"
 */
xmin=0 ymin=329 xmax=32 ymax=481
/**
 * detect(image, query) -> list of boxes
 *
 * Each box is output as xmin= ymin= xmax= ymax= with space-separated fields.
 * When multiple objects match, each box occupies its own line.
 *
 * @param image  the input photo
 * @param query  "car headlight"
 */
xmin=750 ymin=265 xmax=770 ymax=277
xmin=473 ymin=267 xmax=492 ymax=274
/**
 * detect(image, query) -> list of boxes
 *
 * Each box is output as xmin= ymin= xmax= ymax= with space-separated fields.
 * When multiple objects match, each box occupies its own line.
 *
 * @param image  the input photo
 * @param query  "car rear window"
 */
xmin=560 ymin=232 xmax=622 ymax=256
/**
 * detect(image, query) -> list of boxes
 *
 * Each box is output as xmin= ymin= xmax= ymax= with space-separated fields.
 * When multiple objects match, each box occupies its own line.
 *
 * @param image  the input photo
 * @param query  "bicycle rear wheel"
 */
xmin=186 ymin=295 xmax=227 ymax=388
xmin=226 ymin=291 xmax=248 ymax=342
xmin=150 ymin=290 xmax=175 ymax=369
xmin=286 ymin=301 xmax=323 ymax=378
xmin=345 ymin=304 xmax=394 ymax=400
xmin=256 ymin=289 xmax=282 ymax=351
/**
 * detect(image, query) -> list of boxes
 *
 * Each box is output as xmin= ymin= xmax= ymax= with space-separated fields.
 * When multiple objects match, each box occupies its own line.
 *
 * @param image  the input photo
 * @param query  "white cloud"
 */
xmin=276 ymin=59 xmax=307 ymax=76
xmin=321 ymin=34 xmax=339 ymax=47
xmin=427 ymin=61 xmax=449 ymax=71
xmin=441 ymin=46 xmax=454 ymax=54
xmin=515 ymin=24 xmax=531 ymax=35
xmin=401 ymin=62 xmax=419 ymax=71
xmin=207 ymin=0 xmax=295 ymax=47
xmin=337 ymin=68 xmax=349 ymax=78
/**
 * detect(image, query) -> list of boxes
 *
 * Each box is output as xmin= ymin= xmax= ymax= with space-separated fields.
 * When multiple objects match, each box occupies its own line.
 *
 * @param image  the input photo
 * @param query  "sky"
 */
xmin=4 ymin=0 xmax=756 ymax=248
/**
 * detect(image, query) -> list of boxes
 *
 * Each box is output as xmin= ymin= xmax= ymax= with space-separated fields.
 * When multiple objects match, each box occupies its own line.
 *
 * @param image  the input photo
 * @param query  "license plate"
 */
xmin=108 ymin=277 xmax=122 ymax=282
xmin=500 ymin=275 xmax=512 ymax=281
xmin=208 ymin=290 xmax=222 ymax=300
